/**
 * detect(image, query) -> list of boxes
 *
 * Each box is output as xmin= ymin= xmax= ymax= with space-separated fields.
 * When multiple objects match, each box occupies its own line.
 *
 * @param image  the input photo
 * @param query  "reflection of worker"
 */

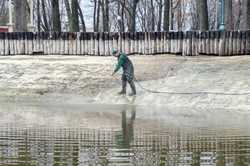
xmin=111 ymin=49 xmax=136 ymax=96
xmin=116 ymin=105 xmax=136 ymax=148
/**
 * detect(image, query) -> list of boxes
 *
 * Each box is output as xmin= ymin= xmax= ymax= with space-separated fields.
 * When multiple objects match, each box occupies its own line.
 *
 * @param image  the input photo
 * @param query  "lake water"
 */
xmin=1 ymin=97 xmax=250 ymax=166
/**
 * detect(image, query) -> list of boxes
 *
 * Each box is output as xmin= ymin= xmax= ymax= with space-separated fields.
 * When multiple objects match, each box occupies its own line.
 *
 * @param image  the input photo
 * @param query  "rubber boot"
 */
xmin=118 ymin=79 xmax=127 ymax=95
xmin=128 ymin=81 xmax=136 ymax=96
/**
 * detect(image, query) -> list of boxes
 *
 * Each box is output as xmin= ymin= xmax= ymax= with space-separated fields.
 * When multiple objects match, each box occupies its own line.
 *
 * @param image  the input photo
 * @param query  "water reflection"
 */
xmin=1 ymin=104 xmax=250 ymax=165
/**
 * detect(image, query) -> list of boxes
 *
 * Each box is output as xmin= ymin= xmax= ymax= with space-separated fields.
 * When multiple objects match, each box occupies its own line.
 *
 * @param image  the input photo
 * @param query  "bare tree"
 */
xmin=241 ymin=0 xmax=250 ymax=30
xmin=78 ymin=2 xmax=86 ymax=32
xmin=101 ymin=0 xmax=109 ymax=31
xmin=129 ymin=0 xmax=139 ymax=32
xmin=0 ymin=0 xmax=8 ymax=25
xmin=70 ymin=0 xmax=79 ymax=31
xmin=37 ymin=0 xmax=41 ymax=32
xmin=156 ymin=0 xmax=163 ymax=31
xmin=14 ymin=0 xmax=29 ymax=31
xmin=225 ymin=0 xmax=233 ymax=30
xmin=196 ymin=0 xmax=209 ymax=30
xmin=52 ymin=0 xmax=61 ymax=31
xmin=64 ymin=0 xmax=71 ymax=24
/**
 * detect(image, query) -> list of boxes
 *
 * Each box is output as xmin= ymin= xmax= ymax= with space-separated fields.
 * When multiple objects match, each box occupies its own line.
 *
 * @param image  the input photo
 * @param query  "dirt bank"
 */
xmin=0 ymin=55 xmax=183 ymax=96
xmin=0 ymin=55 xmax=250 ymax=110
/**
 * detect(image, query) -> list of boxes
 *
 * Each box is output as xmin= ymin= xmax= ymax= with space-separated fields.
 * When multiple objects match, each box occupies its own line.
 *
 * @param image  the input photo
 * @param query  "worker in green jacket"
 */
xmin=112 ymin=49 xmax=136 ymax=96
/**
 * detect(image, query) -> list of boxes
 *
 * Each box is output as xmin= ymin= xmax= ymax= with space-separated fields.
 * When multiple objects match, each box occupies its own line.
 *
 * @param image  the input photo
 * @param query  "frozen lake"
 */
xmin=1 ymin=96 xmax=250 ymax=165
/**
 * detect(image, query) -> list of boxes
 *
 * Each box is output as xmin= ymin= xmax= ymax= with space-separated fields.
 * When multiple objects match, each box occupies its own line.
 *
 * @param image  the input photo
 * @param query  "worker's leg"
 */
xmin=128 ymin=80 xmax=136 ymax=96
xmin=118 ymin=74 xmax=127 ymax=95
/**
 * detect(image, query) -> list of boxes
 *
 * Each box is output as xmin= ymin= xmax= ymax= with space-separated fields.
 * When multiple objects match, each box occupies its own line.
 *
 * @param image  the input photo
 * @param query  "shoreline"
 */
xmin=0 ymin=54 xmax=249 ymax=110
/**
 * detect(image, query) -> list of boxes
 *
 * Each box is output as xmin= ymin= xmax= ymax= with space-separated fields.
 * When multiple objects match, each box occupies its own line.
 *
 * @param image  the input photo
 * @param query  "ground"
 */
xmin=0 ymin=54 xmax=250 ymax=110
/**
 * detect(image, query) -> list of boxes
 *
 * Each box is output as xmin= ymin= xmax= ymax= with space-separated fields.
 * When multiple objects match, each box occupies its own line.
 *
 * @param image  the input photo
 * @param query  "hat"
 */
xmin=112 ymin=48 xmax=118 ymax=55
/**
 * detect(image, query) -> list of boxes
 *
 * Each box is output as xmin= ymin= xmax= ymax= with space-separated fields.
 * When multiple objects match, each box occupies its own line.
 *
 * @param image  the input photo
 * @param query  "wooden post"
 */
xmin=232 ymin=31 xmax=237 ymax=55
xmin=192 ymin=31 xmax=198 ymax=56
xmin=99 ymin=32 xmax=104 ymax=56
xmin=33 ymin=32 xmax=37 ymax=54
xmin=219 ymin=31 xmax=226 ymax=56
xmin=43 ymin=32 xmax=48 ymax=55
xmin=187 ymin=31 xmax=193 ymax=56
xmin=93 ymin=32 xmax=99 ymax=55
xmin=9 ymin=33 xmax=15 ymax=55
xmin=178 ymin=32 xmax=183 ymax=55
xmin=163 ymin=32 xmax=167 ymax=53
xmin=83 ymin=32 xmax=87 ymax=55
xmin=237 ymin=31 xmax=242 ymax=55
xmin=227 ymin=31 xmax=233 ymax=56
xmin=28 ymin=32 xmax=34 ymax=55
xmin=215 ymin=31 xmax=220 ymax=55
xmin=138 ymin=32 xmax=142 ymax=55
xmin=114 ymin=32 xmax=119 ymax=55
xmin=104 ymin=32 xmax=108 ymax=56
xmin=124 ymin=32 xmax=129 ymax=54
xmin=4 ymin=33 xmax=9 ymax=55
xmin=61 ymin=32 xmax=67 ymax=55
xmin=142 ymin=32 xmax=146 ymax=54
xmin=75 ymin=32 xmax=80 ymax=55
xmin=147 ymin=32 xmax=151 ymax=54
xmin=241 ymin=31 xmax=246 ymax=55
xmin=224 ymin=31 xmax=229 ymax=56
xmin=135 ymin=32 xmax=139 ymax=54
xmin=0 ymin=33 xmax=5 ymax=55
xmin=89 ymin=32 xmax=93 ymax=55
xmin=246 ymin=31 xmax=250 ymax=55
xmin=166 ymin=32 xmax=171 ymax=53
xmin=130 ymin=32 xmax=134 ymax=54
xmin=13 ymin=32 xmax=18 ymax=55
xmin=108 ymin=32 xmax=113 ymax=56
xmin=169 ymin=32 xmax=173 ymax=54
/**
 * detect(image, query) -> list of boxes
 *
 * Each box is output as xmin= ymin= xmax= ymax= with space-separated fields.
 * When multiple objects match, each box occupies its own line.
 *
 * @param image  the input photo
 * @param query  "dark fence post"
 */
xmin=219 ymin=31 xmax=226 ymax=56
xmin=0 ymin=31 xmax=249 ymax=56
xmin=0 ymin=33 xmax=5 ymax=55
xmin=246 ymin=31 xmax=250 ymax=55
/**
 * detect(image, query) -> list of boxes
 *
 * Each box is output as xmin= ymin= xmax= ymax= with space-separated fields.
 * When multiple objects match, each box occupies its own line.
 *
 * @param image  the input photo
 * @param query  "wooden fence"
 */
xmin=0 ymin=31 xmax=249 ymax=56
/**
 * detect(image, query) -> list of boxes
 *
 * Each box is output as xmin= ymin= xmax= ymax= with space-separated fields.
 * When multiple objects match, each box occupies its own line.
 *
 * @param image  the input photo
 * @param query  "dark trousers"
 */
xmin=121 ymin=74 xmax=136 ymax=95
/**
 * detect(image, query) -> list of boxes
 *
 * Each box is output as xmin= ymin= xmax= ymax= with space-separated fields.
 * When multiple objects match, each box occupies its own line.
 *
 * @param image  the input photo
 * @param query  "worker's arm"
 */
xmin=112 ymin=54 xmax=126 ymax=75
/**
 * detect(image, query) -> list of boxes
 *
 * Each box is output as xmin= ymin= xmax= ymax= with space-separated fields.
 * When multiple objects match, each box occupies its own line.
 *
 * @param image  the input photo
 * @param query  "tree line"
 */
xmin=0 ymin=0 xmax=249 ymax=32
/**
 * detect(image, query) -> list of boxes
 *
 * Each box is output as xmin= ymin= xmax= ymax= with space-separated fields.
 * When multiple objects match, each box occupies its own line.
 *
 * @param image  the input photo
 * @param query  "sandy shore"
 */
xmin=0 ymin=55 xmax=250 ymax=110
xmin=0 ymin=55 xmax=183 ymax=96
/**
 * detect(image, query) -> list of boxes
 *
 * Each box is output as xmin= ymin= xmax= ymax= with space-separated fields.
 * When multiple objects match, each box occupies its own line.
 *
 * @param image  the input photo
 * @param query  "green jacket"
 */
xmin=114 ymin=53 xmax=127 ymax=73
xmin=114 ymin=53 xmax=134 ymax=81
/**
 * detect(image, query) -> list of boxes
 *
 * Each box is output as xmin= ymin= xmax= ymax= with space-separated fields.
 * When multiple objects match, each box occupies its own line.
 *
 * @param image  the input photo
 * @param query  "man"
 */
xmin=112 ymin=49 xmax=136 ymax=96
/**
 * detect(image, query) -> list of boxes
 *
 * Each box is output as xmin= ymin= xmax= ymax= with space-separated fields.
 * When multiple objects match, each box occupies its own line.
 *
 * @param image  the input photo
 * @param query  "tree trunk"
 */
xmin=130 ymin=0 xmax=139 ymax=32
xmin=196 ymin=0 xmax=209 ymax=30
xmin=70 ymin=0 xmax=79 ymax=32
xmin=14 ymin=0 xmax=28 ymax=31
xmin=177 ymin=0 xmax=182 ymax=30
xmin=96 ymin=0 xmax=100 ymax=31
xmin=241 ymin=0 xmax=250 ymax=30
xmin=225 ymin=0 xmax=233 ymax=30
xmin=41 ymin=0 xmax=49 ymax=31
xmin=52 ymin=0 xmax=61 ymax=31
xmin=235 ymin=0 xmax=242 ymax=30
xmin=93 ymin=0 xmax=97 ymax=31
xmin=102 ymin=0 xmax=109 ymax=32
xmin=150 ymin=0 xmax=155 ymax=31
xmin=64 ymin=0 xmax=71 ymax=29
xmin=121 ymin=0 xmax=125 ymax=32
xmin=37 ymin=0 xmax=41 ymax=32
xmin=78 ymin=2 xmax=86 ymax=32
xmin=157 ymin=0 xmax=163 ymax=31
xmin=163 ymin=0 xmax=170 ymax=31
xmin=170 ymin=0 xmax=174 ymax=30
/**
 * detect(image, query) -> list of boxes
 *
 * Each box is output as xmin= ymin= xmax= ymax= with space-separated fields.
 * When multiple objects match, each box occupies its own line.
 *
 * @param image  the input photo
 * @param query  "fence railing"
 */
xmin=0 ymin=31 xmax=249 ymax=56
